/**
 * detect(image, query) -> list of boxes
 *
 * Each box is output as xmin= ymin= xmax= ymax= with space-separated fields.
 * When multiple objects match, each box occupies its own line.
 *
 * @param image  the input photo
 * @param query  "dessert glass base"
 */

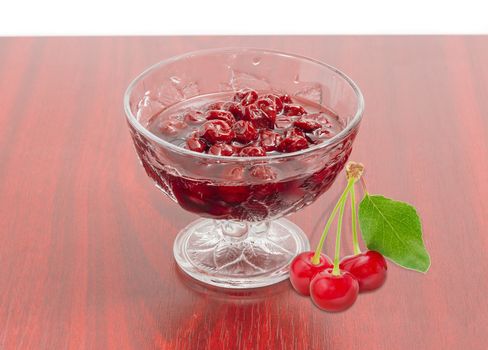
xmin=173 ymin=218 xmax=310 ymax=288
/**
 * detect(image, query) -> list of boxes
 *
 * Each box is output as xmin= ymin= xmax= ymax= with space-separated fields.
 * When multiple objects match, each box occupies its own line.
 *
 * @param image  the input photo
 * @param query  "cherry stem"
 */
xmin=351 ymin=185 xmax=361 ymax=255
xmin=312 ymin=178 xmax=355 ymax=266
xmin=360 ymin=177 xmax=368 ymax=194
xmin=332 ymin=181 xmax=350 ymax=276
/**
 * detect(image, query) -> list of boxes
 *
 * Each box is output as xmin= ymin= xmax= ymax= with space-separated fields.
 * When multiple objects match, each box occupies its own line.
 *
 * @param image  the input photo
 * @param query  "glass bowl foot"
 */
xmin=173 ymin=218 xmax=310 ymax=289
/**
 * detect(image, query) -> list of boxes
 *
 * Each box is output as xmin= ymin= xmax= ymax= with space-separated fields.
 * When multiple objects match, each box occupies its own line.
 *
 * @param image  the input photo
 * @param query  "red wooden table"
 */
xmin=1 ymin=36 xmax=487 ymax=350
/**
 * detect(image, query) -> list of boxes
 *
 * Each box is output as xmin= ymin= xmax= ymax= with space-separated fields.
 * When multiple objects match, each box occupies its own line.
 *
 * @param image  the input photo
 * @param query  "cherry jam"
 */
xmin=148 ymin=89 xmax=343 ymax=157
xmin=131 ymin=89 xmax=356 ymax=221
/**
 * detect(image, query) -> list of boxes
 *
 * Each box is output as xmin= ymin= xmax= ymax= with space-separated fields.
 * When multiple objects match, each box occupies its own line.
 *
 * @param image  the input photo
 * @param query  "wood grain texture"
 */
xmin=0 ymin=36 xmax=487 ymax=350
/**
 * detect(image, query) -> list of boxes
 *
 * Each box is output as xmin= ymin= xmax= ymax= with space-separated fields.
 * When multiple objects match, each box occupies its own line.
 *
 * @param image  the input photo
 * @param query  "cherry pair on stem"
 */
xmin=290 ymin=162 xmax=387 ymax=312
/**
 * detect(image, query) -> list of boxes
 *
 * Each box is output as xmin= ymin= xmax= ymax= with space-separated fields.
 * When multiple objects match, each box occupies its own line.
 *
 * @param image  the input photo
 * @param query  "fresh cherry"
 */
xmin=208 ymin=143 xmax=235 ymax=156
xmin=233 ymin=120 xmax=258 ymax=144
xmin=339 ymin=251 xmax=388 ymax=292
xmin=201 ymin=120 xmax=235 ymax=144
xmin=289 ymin=251 xmax=333 ymax=296
xmin=234 ymin=88 xmax=258 ymax=106
xmin=283 ymin=104 xmax=306 ymax=116
xmin=240 ymin=146 xmax=266 ymax=157
xmin=205 ymin=110 xmax=236 ymax=126
xmin=310 ymin=269 xmax=359 ymax=312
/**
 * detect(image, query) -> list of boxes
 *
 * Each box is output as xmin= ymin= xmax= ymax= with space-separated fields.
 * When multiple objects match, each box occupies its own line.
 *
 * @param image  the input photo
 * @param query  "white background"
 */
xmin=0 ymin=0 xmax=487 ymax=35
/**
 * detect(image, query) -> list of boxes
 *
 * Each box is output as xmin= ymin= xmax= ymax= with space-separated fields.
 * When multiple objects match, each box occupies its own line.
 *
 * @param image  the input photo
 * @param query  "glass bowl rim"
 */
xmin=123 ymin=47 xmax=364 ymax=162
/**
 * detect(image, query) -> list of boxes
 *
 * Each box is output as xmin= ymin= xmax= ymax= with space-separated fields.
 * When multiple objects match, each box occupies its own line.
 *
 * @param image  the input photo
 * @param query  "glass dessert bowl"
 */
xmin=124 ymin=48 xmax=364 ymax=288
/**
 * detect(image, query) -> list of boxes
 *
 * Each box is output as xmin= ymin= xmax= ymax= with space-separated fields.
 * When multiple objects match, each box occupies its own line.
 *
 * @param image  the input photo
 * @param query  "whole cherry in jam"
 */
xmin=240 ymin=146 xmax=266 ymax=157
xmin=283 ymin=104 xmax=306 ymax=116
xmin=256 ymin=98 xmax=278 ymax=122
xmin=250 ymin=165 xmax=277 ymax=180
xmin=244 ymin=104 xmax=276 ymax=129
xmin=277 ymin=134 xmax=309 ymax=153
xmin=289 ymin=251 xmax=333 ymax=296
xmin=208 ymin=143 xmax=235 ymax=156
xmin=285 ymin=128 xmax=306 ymax=138
xmin=293 ymin=117 xmax=322 ymax=132
xmin=222 ymin=165 xmax=245 ymax=181
xmin=279 ymin=94 xmax=293 ymax=104
xmin=233 ymin=120 xmax=258 ymax=144
xmin=201 ymin=120 xmax=235 ymax=144
xmin=263 ymin=94 xmax=284 ymax=114
xmin=339 ymin=251 xmax=387 ymax=292
xmin=234 ymin=88 xmax=258 ymax=106
xmin=205 ymin=110 xmax=236 ymax=126
xmin=224 ymin=102 xmax=245 ymax=120
xmin=309 ymin=269 xmax=359 ymax=312
xmin=186 ymin=135 xmax=207 ymax=153
xmin=217 ymin=185 xmax=250 ymax=204
xmin=259 ymin=130 xmax=282 ymax=151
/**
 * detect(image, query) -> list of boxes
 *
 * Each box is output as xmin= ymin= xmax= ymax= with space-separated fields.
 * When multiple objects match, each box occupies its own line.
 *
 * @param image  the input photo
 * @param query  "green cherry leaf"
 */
xmin=358 ymin=194 xmax=431 ymax=273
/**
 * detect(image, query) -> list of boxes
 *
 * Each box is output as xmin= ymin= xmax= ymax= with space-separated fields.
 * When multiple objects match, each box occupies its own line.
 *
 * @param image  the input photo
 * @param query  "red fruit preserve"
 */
xmin=148 ymin=90 xmax=343 ymax=155
xmin=130 ymin=88 xmax=357 ymax=221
